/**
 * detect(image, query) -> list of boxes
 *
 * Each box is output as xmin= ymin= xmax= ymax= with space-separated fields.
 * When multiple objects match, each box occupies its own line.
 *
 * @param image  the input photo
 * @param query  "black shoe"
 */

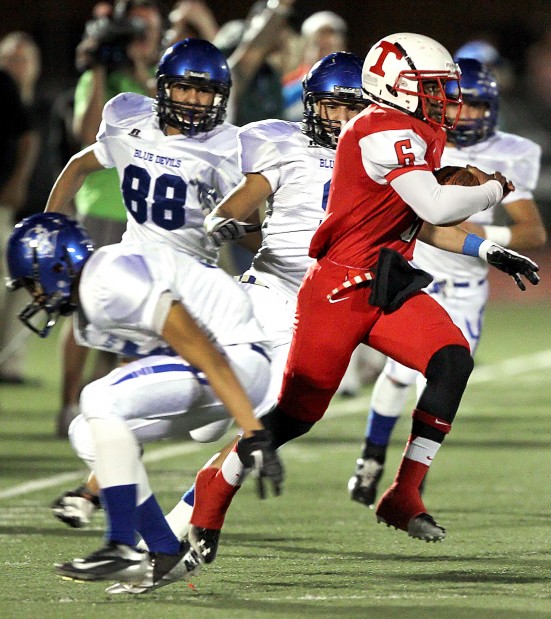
xmin=189 ymin=525 xmax=220 ymax=564
xmin=51 ymin=485 xmax=101 ymax=528
xmin=105 ymin=541 xmax=202 ymax=595
xmin=348 ymin=458 xmax=384 ymax=508
xmin=55 ymin=542 xmax=148 ymax=582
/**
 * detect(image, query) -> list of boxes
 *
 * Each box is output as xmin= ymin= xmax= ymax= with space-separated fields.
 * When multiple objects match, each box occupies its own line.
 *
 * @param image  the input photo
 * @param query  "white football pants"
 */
xmin=375 ymin=278 xmax=489 ymax=412
xmin=69 ymin=343 xmax=271 ymax=468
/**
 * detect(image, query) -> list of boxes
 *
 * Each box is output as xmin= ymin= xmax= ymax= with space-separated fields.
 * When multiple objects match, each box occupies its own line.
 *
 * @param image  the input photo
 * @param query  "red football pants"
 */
xmin=278 ymin=257 xmax=469 ymax=423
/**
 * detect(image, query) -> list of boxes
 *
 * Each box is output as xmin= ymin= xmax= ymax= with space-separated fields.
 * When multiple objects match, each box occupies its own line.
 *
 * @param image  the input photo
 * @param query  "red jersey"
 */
xmin=309 ymin=105 xmax=446 ymax=268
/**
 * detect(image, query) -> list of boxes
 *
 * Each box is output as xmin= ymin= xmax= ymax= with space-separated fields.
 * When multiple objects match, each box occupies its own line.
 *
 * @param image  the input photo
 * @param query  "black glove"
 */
xmin=486 ymin=245 xmax=540 ymax=291
xmin=236 ymin=429 xmax=284 ymax=499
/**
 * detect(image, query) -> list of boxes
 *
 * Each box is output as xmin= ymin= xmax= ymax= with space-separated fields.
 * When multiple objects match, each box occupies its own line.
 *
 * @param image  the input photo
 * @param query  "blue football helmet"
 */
xmin=6 ymin=213 xmax=94 ymax=338
xmin=155 ymin=38 xmax=231 ymax=136
xmin=302 ymin=51 xmax=368 ymax=148
xmin=446 ymin=57 xmax=499 ymax=147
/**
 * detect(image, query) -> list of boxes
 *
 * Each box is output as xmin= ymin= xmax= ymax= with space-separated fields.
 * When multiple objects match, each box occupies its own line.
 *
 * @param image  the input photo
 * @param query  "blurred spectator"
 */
xmin=209 ymin=0 xmax=296 ymax=275
xmin=282 ymin=10 xmax=347 ymax=120
xmin=0 ymin=32 xmax=56 ymax=220
xmin=165 ymin=0 xmax=219 ymax=43
xmin=55 ymin=0 xmax=165 ymax=437
xmin=213 ymin=0 xmax=295 ymax=127
xmin=490 ymin=30 xmax=551 ymax=229
xmin=0 ymin=33 xmax=40 ymax=384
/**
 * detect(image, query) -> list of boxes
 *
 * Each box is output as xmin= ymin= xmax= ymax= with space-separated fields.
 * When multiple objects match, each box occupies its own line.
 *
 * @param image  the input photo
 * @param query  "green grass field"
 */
xmin=1 ymin=302 xmax=550 ymax=619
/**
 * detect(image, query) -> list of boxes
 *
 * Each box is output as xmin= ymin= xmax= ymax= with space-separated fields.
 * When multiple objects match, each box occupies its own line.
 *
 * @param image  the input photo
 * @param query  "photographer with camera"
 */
xmin=55 ymin=0 xmax=165 ymax=437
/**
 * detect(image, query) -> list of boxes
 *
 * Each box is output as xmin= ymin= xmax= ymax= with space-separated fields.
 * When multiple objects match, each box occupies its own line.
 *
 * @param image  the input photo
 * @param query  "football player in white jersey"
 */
xmin=95 ymin=52 xmax=370 ymax=594
xmin=45 ymin=38 xmax=254 ymax=527
xmin=47 ymin=51 xmax=368 ymax=556
xmin=6 ymin=212 xmax=283 ymax=590
xmin=206 ymin=51 xmax=368 ymax=415
xmin=45 ymin=38 xmax=241 ymax=264
xmin=348 ymin=57 xmax=547 ymax=509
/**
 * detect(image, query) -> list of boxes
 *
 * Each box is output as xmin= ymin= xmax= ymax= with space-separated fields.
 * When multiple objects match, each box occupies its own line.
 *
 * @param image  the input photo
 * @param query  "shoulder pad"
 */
xmin=103 ymin=92 xmax=154 ymax=129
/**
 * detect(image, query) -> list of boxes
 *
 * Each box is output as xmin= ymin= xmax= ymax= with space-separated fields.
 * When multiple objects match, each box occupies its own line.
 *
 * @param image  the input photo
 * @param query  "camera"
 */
xmin=77 ymin=4 xmax=147 ymax=72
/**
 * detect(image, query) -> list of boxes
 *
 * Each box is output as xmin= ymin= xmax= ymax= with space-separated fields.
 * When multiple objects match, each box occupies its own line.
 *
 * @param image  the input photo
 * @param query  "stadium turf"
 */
xmin=1 ymin=302 xmax=550 ymax=618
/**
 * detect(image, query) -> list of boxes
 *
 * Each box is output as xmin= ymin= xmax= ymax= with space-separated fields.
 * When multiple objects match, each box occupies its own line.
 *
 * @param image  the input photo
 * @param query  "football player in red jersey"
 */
xmin=255 ymin=32 xmax=539 ymax=542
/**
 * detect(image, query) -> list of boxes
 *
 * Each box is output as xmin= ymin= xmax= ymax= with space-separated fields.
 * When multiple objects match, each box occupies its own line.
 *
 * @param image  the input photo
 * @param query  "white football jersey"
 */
xmin=93 ymin=92 xmax=241 ymax=264
xmin=412 ymin=131 xmax=541 ymax=280
xmin=75 ymin=241 xmax=268 ymax=357
xmin=238 ymin=120 xmax=335 ymax=300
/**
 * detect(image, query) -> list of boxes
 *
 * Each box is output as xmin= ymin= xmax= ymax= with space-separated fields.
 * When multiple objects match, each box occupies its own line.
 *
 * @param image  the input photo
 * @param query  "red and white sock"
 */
xmin=189 ymin=447 xmax=245 ymax=530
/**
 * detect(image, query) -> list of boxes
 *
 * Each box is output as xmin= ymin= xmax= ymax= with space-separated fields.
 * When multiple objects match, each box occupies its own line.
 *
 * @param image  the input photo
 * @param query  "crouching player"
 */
xmin=5 ymin=212 xmax=283 ymax=592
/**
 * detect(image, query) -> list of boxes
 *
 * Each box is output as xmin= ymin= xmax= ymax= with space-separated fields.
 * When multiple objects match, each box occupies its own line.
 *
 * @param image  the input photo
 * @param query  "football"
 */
xmin=433 ymin=165 xmax=480 ymax=186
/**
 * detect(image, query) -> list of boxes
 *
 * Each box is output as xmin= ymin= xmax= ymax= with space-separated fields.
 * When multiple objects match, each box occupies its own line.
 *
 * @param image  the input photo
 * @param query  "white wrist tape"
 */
xmin=483 ymin=225 xmax=512 ymax=247
xmin=478 ymin=239 xmax=499 ymax=262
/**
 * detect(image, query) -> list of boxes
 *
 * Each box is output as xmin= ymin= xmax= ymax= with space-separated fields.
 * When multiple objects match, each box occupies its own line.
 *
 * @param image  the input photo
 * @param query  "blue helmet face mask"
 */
xmin=302 ymin=51 xmax=368 ymax=149
xmin=155 ymin=38 xmax=232 ymax=137
xmin=6 ymin=213 xmax=95 ymax=338
xmin=446 ymin=57 xmax=499 ymax=148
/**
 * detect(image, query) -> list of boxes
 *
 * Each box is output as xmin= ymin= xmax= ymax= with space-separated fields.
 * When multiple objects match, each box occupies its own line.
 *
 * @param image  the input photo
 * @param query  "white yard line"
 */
xmin=1 ymin=348 xmax=550 ymax=501
xmin=0 ymin=442 xmax=204 ymax=500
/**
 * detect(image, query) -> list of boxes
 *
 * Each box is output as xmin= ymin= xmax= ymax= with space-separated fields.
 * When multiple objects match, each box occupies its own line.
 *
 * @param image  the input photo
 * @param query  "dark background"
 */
xmin=2 ymin=0 xmax=550 ymax=97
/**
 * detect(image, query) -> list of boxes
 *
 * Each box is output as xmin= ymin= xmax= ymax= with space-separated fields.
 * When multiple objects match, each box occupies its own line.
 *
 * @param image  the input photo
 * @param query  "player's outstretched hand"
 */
xmin=236 ymin=429 xmax=284 ymax=499
xmin=481 ymin=242 xmax=540 ymax=291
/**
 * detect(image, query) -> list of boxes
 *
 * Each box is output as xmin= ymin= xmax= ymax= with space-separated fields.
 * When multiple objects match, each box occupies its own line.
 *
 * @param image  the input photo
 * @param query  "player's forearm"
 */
xmin=45 ymin=147 xmax=102 ymax=214
xmin=206 ymin=364 xmax=263 ymax=436
xmin=419 ymin=222 xmax=471 ymax=253
xmin=161 ymin=303 xmax=263 ymax=436
xmin=213 ymin=174 xmax=270 ymax=221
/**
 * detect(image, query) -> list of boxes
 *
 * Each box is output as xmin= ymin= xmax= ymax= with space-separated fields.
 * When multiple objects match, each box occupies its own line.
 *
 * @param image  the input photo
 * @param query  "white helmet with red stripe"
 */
xmin=361 ymin=32 xmax=462 ymax=129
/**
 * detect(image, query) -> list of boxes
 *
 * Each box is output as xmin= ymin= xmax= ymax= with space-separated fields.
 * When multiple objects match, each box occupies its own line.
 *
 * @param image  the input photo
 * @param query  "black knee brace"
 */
xmin=259 ymin=405 xmax=315 ymax=449
xmin=416 ymin=344 xmax=474 ymax=429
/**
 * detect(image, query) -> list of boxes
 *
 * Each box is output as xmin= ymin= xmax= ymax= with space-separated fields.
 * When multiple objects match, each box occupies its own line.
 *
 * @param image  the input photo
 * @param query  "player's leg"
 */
xmin=369 ymin=292 xmax=473 ymax=541
xmin=269 ymin=260 xmax=375 ymax=445
xmin=56 ymin=359 xmax=211 ymax=585
xmin=349 ymin=358 xmax=418 ymax=507
xmin=166 ymin=284 xmax=296 ymax=550
xmin=164 ymin=347 xmax=289 ymax=546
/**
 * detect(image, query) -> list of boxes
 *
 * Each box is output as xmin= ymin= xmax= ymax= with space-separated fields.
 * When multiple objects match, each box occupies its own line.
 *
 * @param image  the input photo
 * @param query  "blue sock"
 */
xmin=136 ymin=495 xmax=180 ymax=554
xmin=366 ymin=409 xmax=400 ymax=446
xmin=101 ymin=484 xmax=137 ymax=547
xmin=182 ymin=485 xmax=195 ymax=507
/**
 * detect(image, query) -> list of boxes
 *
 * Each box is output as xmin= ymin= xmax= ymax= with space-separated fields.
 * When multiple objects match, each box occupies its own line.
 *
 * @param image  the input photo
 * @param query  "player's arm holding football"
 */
xmin=45 ymin=147 xmax=104 ymax=215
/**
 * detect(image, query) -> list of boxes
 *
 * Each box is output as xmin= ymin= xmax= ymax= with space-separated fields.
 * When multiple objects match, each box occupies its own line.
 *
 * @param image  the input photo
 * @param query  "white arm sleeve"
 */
xmin=391 ymin=169 xmax=504 ymax=225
